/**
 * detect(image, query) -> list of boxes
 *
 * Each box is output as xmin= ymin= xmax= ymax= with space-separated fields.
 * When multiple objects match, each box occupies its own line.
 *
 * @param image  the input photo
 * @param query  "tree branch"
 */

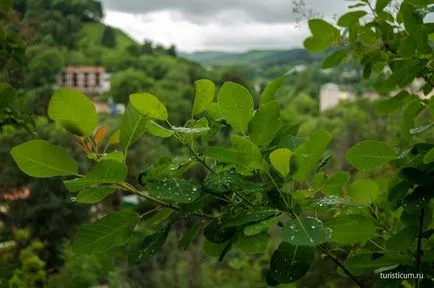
xmin=416 ymin=208 xmax=425 ymax=288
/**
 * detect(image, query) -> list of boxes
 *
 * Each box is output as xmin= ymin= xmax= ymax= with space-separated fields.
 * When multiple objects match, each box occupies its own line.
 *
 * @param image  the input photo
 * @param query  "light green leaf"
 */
xmin=423 ymin=147 xmax=434 ymax=163
xmin=206 ymin=103 xmax=222 ymax=120
xmin=108 ymin=129 xmax=120 ymax=145
xmin=120 ymin=103 xmax=148 ymax=152
xmin=337 ymin=11 xmax=367 ymax=27
xmin=269 ymin=243 xmax=315 ymax=283
xmin=64 ymin=160 xmax=127 ymax=192
xmin=410 ymin=123 xmax=433 ymax=135
xmin=281 ymin=217 xmax=332 ymax=246
xmin=293 ymin=129 xmax=331 ymax=183
xmin=346 ymin=140 xmax=396 ymax=171
xmin=322 ymin=49 xmax=348 ymax=69
xmin=235 ymin=233 xmax=269 ymax=254
xmin=324 ymin=171 xmax=350 ymax=195
xmin=146 ymin=120 xmax=173 ymax=138
xmin=103 ymin=151 xmax=124 ymax=163
xmin=304 ymin=19 xmax=341 ymax=52
xmin=231 ymin=135 xmax=264 ymax=171
xmin=311 ymin=172 xmax=327 ymax=190
xmin=248 ymin=101 xmax=282 ymax=146
xmin=192 ymin=79 xmax=215 ymax=116
xmin=244 ymin=216 xmax=280 ymax=236
xmin=376 ymin=0 xmax=391 ymax=11
xmin=129 ymin=93 xmax=168 ymax=120
xmin=77 ymin=187 xmax=116 ymax=204
xmin=345 ymin=253 xmax=412 ymax=276
xmin=48 ymin=88 xmax=97 ymax=136
xmin=218 ymin=82 xmax=253 ymax=132
xmin=11 ymin=140 xmax=78 ymax=177
xmin=73 ymin=210 xmax=139 ymax=253
xmin=376 ymin=91 xmax=413 ymax=115
xmin=147 ymin=179 xmax=201 ymax=203
xmin=260 ymin=74 xmax=287 ymax=106
xmin=325 ymin=214 xmax=376 ymax=245
xmin=269 ymin=148 xmax=292 ymax=177
xmin=349 ymin=179 xmax=380 ymax=203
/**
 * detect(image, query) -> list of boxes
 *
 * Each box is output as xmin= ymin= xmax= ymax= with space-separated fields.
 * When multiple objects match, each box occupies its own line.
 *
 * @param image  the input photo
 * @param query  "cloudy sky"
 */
xmin=102 ymin=0 xmax=351 ymax=52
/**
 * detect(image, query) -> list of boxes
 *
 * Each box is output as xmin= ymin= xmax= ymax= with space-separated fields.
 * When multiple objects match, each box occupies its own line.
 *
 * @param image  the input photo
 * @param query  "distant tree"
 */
xmin=154 ymin=44 xmax=166 ymax=55
xmin=167 ymin=44 xmax=177 ymax=57
xmin=24 ymin=48 xmax=64 ymax=87
xmin=126 ymin=44 xmax=141 ymax=57
xmin=141 ymin=40 xmax=153 ymax=55
xmin=101 ymin=26 xmax=116 ymax=48
xmin=111 ymin=69 xmax=154 ymax=103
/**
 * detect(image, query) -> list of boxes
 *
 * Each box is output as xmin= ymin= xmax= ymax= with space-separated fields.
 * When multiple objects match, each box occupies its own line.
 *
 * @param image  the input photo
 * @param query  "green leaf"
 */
xmin=206 ymin=103 xmax=222 ymax=120
xmin=103 ymin=151 xmax=125 ymax=163
xmin=192 ymin=79 xmax=215 ymax=116
xmin=269 ymin=243 xmax=315 ymax=283
xmin=120 ymin=103 xmax=148 ymax=152
xmin=311 ymin=172 xmax=327 ymax=190
xmin=325 ymin=214 xmax=376 ymax=245
xmin=386 ymin=226 xmax=418 ymax=251
xmin=249 ymin=101 xmax=282 ymax=146
xmin=76 ymin=187 xmax=116 ymax=204
xmin=423 ymin=148 xmax=434 ymax=163
xmin=64 ymin=160 xmax=127 ymax=192
xmin=204 ymin=170 xmax=263 ymax=195
xmin=0 ymin=0 xmax=12 ymax=12
xmin=178 ymin=223 xmax=202 ymax=251
xmin=346 ymin=140 xmax=396 ymax=171
xmin=311 ymin=195 xmax=360 ymax=209
xmin=376 ymin=0 xmax=391 ymax=11
xmin=130 ymin=227 xmax=170 ymax=263
xmin=259 ymin=74 xmax=287 ymax=106
xmin=235 ymin=233 xmax=269 ymax=254
xmin=203 ymin=239 xmax=228 ymax=257
xmin=224 ymin=207 xmax=278 ymax=228
xmin=322 ymin=49 xmax=348 ymax=69
xmin=293 ymin=129 xmax=331 ymax=183
xmin=398 ymin=35 xmax=417 ymax=57
xmin=218 ymin=82 xmax=253 ymax=132
xmin=73 ymin=211 xmax=139 ymax=253
xmin=11 ymin=140 xmax=78 ymax=177
xmin=349 ymin=179 xmax=380 ymax=203
xmin=147 ymin=179 xmax=201 ymax=204
xmin=269 ymin=148 xmax=292 ymax=177
xmin=244 ymin=215 xmax=280 ymax=236
xmin=345 ymin=253 xmax=412 ymax=276
xmin=129 ymin=93 xmax=168 ymax=120
xmin=304 ymin=19 xmax=341 ymax=52
xmin=375 ymin=91 xmax=413 ymax=115
xmin=204 ymin=219 xmax=236 ymax=244
xmin=337 ymin=11 xmax=367 ymax=27
xmin=281 ymin=217 xmax=332 ymax=246
xmin=401 ymin=100 xmax=423 ymax=141
xmin=146 ymin=120 xmax=173 ymax=138
xmin=48 ymin=88 xmax=98 ymax=136
xmin=324 ymin=171 xmax=350 ymax=195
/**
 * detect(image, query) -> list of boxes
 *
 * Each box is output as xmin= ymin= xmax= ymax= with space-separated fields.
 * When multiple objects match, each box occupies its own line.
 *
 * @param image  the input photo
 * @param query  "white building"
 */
xmin=320 ymin=83 xmax=356 ymax=111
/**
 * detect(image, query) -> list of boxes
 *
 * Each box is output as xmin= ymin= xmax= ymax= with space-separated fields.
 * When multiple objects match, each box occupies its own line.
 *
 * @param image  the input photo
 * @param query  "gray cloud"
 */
xmin=102 ymin=0 xmax=349 ymax=24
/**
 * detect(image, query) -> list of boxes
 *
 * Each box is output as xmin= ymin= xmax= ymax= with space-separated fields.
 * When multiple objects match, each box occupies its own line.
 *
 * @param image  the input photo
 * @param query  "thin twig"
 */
xmin=319 ymin=245 xmax=364 ymax=288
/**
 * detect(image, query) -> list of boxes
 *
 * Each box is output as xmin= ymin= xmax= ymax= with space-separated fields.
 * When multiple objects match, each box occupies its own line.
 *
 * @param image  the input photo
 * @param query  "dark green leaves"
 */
xmin=130 ymin=227 xmax=170 ymax=263
xmin=192 ymin=79 xmax=215 ymax=116
xmin=376 ymin=0 xmax=391 ymax=12
xmin=269 ymin=243 xmax=315 ymax=284
xmin=324 ymin=171 xmax=350 ymax=195
xmin=376 ymin=91 xmax=413 ymax=115
xmin=281 ymin=217 xmax=332 ymax=246
xmin=292 ymin=129 xmax=331 ymax=183
xmin=48 ymin=88 xmax=98 ymax=136
xmin=325 ymin=214 xmax=376 ymax=244
xmin=346 ymin=140 xmax=396 ymax=171
xmin=337 ymin=11 xmax=367 ymax=27
xmin=147 ymin=179 xmax=201 ymax=203
xmin=248 ymin=101 xmax=282 ymax=146
xmin=224 ymin=207 xmax=278 ymax=227
xmin=11 ymin=140 xmax=78 ymax=177
xmin=304 ymin=19 xmax=341 ymax=52
xmin=204 ymin=219 xmax=236 ymax=243
xmin=218 ymin=82 xmax=253 ymax=132
xmin=235 ymin=233 xmax=269 ymax=254
xmin=73 ymin=211 xmax=139 ymax=253
xmin=76 ymin=187 xmax=116 ymax=204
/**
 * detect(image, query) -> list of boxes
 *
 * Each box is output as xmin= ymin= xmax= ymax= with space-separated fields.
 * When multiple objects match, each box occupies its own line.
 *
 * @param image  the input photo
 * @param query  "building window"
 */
xmin=95 ymin=73 xmax=100 ymax=87
xmin=73 ymin=72 xmax=78 ymax=87
xmin=84 ymin=73 xmax=89 ymax=88
xmin=62 ymin=72 xmax=67 ymax=85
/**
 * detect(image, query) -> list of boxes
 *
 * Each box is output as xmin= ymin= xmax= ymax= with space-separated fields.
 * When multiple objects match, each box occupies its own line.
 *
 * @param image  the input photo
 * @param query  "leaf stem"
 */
xmin=318 ymin=245 xmax=364 ymax=288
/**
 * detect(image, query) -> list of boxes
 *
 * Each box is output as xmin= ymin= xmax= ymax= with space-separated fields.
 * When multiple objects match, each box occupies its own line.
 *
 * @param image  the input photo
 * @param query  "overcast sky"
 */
xmin=102 ymin=0 xmax=351 ymax=52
